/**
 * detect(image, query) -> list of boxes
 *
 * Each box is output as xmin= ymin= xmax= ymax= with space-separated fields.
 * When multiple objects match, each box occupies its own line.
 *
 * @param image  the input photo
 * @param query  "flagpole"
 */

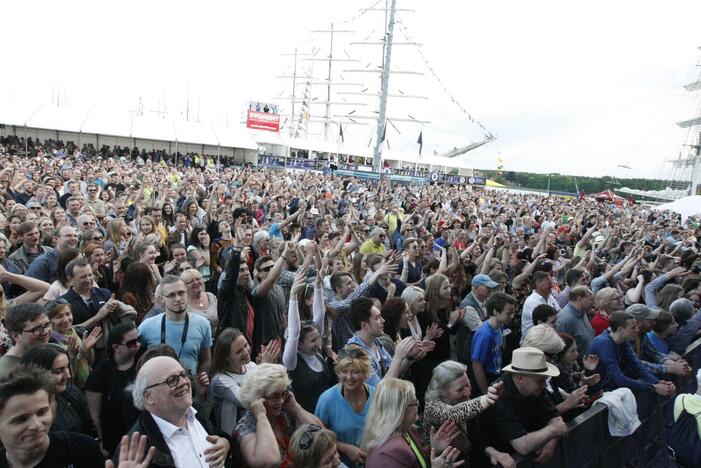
xmin=415 ymin=129 xmax=423 ymax=175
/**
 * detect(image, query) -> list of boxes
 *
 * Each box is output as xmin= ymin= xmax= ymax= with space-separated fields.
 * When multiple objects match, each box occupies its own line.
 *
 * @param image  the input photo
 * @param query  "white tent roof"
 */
xmin=0 ymin=104 xmax=258 ymax=150
xmin=653 ymin=195 xmax=701 ymax=223
xmin=618 ymin=186 xmax=688 ymax=201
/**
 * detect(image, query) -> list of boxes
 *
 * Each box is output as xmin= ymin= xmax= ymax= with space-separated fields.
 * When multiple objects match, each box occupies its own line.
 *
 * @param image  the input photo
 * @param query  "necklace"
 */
xmin=342 ymin=385 xmax=367 ymax=405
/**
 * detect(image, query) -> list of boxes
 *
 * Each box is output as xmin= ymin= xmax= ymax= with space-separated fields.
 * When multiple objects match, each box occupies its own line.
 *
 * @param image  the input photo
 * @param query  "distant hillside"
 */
xmin=476 ymin=169 xmax=677 ymax=195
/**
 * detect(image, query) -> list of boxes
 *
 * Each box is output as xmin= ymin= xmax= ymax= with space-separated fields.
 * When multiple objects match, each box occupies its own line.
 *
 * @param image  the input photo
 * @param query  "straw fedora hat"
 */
xmin=502 ymin=347 xmax=560 ymax=377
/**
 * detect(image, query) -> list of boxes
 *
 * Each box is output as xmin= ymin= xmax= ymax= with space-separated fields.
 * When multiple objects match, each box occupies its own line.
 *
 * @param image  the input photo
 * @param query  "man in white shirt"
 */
xmin=121 ymin=356 xmax=229 ymax=467
xmin=521 ymin=271 xmax=561 ymax=341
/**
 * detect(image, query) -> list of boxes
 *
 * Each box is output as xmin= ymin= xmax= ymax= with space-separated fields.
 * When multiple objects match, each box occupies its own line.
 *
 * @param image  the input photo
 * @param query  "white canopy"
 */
xmin=0 ymin=104 xmax=258 ymax=150
xmin=653 ymin=195 xmax=701 ymax=223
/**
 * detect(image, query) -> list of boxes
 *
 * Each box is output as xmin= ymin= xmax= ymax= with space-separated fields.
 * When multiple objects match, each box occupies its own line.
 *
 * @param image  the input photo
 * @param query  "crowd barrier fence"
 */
xmin=510 ymin=337 xmax=701 ymax=468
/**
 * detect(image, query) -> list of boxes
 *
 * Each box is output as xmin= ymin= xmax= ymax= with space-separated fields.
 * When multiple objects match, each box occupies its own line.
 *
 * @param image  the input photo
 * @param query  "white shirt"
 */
xmin=521 ymin=290 xmax=561 ymax=342
xmin=151 ymin=407 xmax=213 ymax=468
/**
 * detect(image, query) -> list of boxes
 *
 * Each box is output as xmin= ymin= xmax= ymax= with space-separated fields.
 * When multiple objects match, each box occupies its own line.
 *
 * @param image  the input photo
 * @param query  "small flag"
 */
xmin=339 ymin=123 xmax=344 ymax=143
xmin=417 ymin=131 xmax=423 ymax=155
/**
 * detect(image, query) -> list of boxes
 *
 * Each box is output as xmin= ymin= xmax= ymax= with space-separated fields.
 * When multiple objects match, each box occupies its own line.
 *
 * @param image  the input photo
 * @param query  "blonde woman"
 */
xmin=235 ymin=363 xmax=322 ymax=468
xmin=362 ymin=377 xmax=464 ymax=468
xmin=401 ymin=286 xmax=443 ymax=344
xmin=104 ymin=218 xmax=129 ymax=258
xmin=180 ymin=269 xmax=217 ymax=329
xmin=315 ymin=345 xmax=374 ymax=467
xmin=591 ymin=287 xmax=621 ymax=336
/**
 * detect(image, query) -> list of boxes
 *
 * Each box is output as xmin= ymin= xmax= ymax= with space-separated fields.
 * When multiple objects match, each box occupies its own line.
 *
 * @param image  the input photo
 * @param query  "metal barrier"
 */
xmin=511 ymin=337 xmax=701 ymax=468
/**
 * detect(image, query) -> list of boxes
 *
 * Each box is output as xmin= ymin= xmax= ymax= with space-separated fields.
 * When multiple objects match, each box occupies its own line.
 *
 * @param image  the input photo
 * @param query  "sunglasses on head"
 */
xmin=46 ymin=298 xmax=69 ymax=310
xmin=299 ymin=424 xmax=322 ymax=450
xmin=337 ymin=346 xmax=366 ymax=360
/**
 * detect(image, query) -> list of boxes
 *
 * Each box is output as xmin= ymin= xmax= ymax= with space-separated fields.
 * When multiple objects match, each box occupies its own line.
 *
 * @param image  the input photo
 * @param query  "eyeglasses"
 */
xmin=265 ymin=390 xmax=288 ymax=402
xmin=163 ymin=290 xmax=187 ymax=299
xmin=145 ymin=370 xmax=190 ymax=390
xmin=120 ymin=337 xmax=141 ymax=348
xmin=30 ymin=206 xmax=43 ymax=211
xmin=186 ymin=278 xmax=203 ymax=285
xmin=82 ymin=222 xmax=95 ymax=226
xmin=92 ymin=236 xmax=104 ymax=241
xmin=259 ymin=265 xmax=273 ymax=272
xmin=378 ymin=234 xmax=386 ymax=239
xmin=124 ymin=232 xmax=132 ymax=237
xmin=407 ymin=399 xmax=420 ymax=408
xmin=22 ymin=322 xmax=52 ymax=336
xmin=299 ymin=424 xmax=322 ymax=450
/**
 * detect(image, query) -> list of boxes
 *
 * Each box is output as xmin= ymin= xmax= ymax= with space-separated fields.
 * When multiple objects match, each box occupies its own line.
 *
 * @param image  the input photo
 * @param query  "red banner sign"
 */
xmin=246 ymin=110 xmax=280 ymax=132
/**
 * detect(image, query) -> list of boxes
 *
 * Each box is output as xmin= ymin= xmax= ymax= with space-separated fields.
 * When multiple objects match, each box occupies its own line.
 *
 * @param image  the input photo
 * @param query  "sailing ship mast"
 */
xmin=372 ymin=0 xmax=397 ymax=173
xmin=676 ymin=45 xmax=701 ymax=196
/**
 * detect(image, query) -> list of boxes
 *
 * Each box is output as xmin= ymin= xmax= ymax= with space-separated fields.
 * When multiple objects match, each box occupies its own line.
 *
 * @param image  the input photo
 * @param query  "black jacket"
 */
xmin=114 ymin=409 xmax=230 ymax=468
xmin=216 ymin=249 xmax=250 ymax=339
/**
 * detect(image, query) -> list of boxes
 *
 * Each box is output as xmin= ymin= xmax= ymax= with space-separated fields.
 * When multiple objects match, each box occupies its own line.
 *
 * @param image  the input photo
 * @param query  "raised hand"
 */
xmin=260 ymin=339 xmax=281 ymax=363
xmin=105 ymin=432 xmax=156 ymax=468
xmin=430 ymin=420 xmax=460 ymax=453
xmin=83 ymin=326 xmax=102 ymax=352
xmin=582 ymin=354 xmax=599 ymax=371
xmin=425 ymin=323 xmax=444 ymax=341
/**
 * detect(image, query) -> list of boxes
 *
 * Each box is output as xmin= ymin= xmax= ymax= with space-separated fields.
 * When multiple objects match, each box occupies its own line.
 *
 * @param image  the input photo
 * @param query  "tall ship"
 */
xmin=248 ymin=0 xmax=496 ymax=186
xmin=619 ymin=46 xmax=701 ymax=201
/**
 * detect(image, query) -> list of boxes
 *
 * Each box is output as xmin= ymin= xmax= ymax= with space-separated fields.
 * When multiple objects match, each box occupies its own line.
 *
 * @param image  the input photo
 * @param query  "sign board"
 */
xmin=246 ymin=101 xmax=280 ymax=132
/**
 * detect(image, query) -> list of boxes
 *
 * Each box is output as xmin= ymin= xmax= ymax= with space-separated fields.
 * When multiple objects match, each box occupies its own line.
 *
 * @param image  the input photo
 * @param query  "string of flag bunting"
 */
xmin=395 ymin=19 xmax=494 ymax=138
xmin=336 ymin=0 xmax=384 ymax=26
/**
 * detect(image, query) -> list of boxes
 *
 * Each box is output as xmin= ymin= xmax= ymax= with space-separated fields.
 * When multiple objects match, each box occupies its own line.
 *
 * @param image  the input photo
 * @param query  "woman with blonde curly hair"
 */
xmin=235 ymin=363 xmax=322 ymax=468
xmin=591 ymin=287 xmax=622 ymax=336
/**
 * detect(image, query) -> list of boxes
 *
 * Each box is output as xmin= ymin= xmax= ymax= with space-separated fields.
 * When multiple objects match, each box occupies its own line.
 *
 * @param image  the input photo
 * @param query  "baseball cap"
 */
xmin=472 ymin=274 xmax=498 ymax=289
xmin=625 ymin=304 xmax=659 ymax=320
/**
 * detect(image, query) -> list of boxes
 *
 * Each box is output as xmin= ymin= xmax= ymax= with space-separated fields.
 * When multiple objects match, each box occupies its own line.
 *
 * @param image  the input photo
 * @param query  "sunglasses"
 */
xmin=259 ymin=265 xmax=273 ymax=272
xmin=92 ymin=236 xmax=104 ymax=241
xmin=120 ymin=337 xmax=141 ymax=348
xmin=299 ymin=424 xmax=322 ymax=450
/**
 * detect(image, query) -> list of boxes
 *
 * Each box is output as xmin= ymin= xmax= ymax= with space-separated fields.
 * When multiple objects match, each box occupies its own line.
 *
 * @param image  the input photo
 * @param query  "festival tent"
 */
xmin=653 ymin=195 xmax=701 ymax=223
xmin=589 ymin=190 xmax=625 ymax=205
xmin=0 ymin=104 xmax=259 ymax=163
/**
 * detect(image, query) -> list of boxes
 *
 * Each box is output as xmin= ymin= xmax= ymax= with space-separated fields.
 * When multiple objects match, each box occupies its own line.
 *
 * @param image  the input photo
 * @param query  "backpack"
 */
xmin=667 ymin=395 xmax=701 ymax=468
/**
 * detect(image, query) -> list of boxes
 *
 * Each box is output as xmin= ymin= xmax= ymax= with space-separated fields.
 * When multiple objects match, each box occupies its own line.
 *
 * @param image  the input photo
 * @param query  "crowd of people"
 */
xmin=0 ymin=134 xmax=700 ymax=467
